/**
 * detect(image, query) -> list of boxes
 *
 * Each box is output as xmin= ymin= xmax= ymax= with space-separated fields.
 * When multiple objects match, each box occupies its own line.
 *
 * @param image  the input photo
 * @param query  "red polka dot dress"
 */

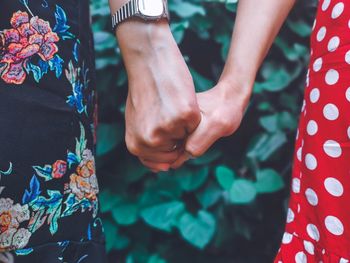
xmin=274 ymin=0 xmax=350 ymax=262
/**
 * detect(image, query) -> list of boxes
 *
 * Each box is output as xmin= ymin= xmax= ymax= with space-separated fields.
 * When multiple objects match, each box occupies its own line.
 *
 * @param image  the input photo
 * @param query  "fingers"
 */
xmin=140 ymin=149 xmax=182 ymax=163
xmin=170 ymin=152 xmax=191 ymax=169
xmin=140 ymin=159 xmax=171 ymax=173
xmin=185 ymin=116 xmax=225 ymax=158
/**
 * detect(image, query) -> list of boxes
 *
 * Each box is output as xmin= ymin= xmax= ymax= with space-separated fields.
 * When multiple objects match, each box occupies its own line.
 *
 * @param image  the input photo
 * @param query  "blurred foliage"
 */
xmin=91 ymin=0 xmax=317 ymax=262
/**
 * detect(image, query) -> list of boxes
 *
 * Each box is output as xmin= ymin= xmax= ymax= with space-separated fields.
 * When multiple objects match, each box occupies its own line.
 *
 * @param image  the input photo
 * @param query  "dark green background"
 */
xmin=91 ymin=0 xmax=317 ymax=262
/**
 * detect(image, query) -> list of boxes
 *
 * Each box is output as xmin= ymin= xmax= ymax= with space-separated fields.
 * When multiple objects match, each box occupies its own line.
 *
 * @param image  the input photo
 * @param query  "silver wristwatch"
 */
xmin=111 ymin=0 xmax=169 ymax=30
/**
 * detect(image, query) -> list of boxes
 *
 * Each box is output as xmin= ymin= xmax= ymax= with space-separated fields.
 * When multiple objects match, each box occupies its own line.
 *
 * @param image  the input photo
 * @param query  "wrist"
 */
xmin=217 ymin=75 xmax=254 ymax=114
xmin=116 ymin=19 xmax=174 ymax=63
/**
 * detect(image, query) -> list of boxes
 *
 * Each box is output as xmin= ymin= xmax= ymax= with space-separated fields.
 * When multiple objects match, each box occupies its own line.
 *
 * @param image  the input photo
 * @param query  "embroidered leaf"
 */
xmin=15 ymin=248 xmax=33 ymax=256
xmin=67 ymin=152 xmax=80 ymax=167
xmin=38 ymin=58 xmax=49 ymax=76
xmin=0 ymin=162 xmax=13 ymax=176
xmin=33 ymin=165 xmax=53 ymax=181
xmin=19 ymin=0 xmax=29 ymax=5
xmin=29 ymin=190 xmax=63 ymax=234
xmin=47 ymin=202 xmax=62 ymax=234
xmin=22 ymin=175 xmax=41 ymax=204
xmin=48 ymin=54 xmax=64 ymax=78
xmin=28 ymin=209 xmax=46 ymax=233
xmin=62 ymin=193 xmax=91 ymax=217
xmin=73 ymin=41 xmax=80 ymax=62
xmin=24 ymin=61 xmax=42 ymax=83
xmin=53 ymin=5 xmax=75 ymax=40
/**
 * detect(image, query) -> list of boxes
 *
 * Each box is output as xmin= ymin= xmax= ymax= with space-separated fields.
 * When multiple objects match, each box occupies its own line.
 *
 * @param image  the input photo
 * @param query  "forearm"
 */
xmin=220 ymin=0 xmax=296 ymax=100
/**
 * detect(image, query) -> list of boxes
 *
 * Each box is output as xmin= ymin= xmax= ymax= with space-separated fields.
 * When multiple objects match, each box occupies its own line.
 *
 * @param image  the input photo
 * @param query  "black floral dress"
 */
xmin=0 ymin=1 xmax=107 ymax=262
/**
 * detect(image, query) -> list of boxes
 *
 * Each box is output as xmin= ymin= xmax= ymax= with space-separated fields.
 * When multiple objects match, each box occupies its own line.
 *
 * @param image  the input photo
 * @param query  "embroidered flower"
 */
xmin=0 ymin=198 xmax=31 ymax=251
xmin=52 ymin=160 xmax=67 ymax=179
xmin=69 ymin=149 xmax=99 ymax=201
xmin=0 ymin=11 xmax=59 ymax=84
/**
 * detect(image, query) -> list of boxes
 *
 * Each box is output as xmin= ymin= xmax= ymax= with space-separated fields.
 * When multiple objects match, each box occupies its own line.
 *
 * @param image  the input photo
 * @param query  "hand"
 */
xmin=117 ymin=20 xmax=201 ymax=172
xmin=171 ymin=81 xmax=251 ymax=169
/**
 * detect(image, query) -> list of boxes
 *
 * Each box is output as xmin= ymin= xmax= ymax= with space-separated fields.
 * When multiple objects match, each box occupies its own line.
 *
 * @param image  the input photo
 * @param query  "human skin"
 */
xmin=109 ymin=0 xmax=296 ymax=171
xmin=172 ymin=0 xmax=297 ymax=168
xmin=109 ymin=1 xmax=201 ymax=172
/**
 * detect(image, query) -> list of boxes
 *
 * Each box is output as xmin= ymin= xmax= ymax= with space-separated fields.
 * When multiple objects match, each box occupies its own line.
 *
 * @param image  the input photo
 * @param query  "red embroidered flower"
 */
xmin=52 ymin=160 xmax=67 ymax=179
xmin=0 ymin=11 xmax=59 ymax=84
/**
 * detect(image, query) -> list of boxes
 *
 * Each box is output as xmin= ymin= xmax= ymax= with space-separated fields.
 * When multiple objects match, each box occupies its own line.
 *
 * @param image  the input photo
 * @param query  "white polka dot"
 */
xmin=313 ymin=57 xmax=323 ymax=72
xmin=304 ymin=240 xmax=315 ymax=255
xmin=305 ymin=188 xmax=318 ymax=206
xmin=322 ymin=0 xmax=331 ymax=11
xmin=282 ymin=232 xmax=293 ymax=244
xmin=297 ymin=147 xmax=302 ymax=162
xmin=305 ymin=154 xmax=317 ymax=170
xmin=295 ymin=251 xmax=307 ymax=263
xmin=310 ymin=88 xmax=320 ymax=103
xmin=323 ymin=140 xmax=342 ymax=158
xmin=292 ymin=178 xmax=301 ymax=193
xmin=307 ymin=120 xmax=318 ymax=136
xmin=347 ymin=127 xmax=350 ymax=139
xmin=346 ymin=87 xmax=350 ymax=102
xmin=345 ymin=50 xmax=350 ymax=64
xmin=307 ymin=224 xmax=320 ymax=241
xmin=332 ymin=2 xmax=345 ymax=19
xmin=325 ymin=177 xmax=344 ymax=197
xmin=325 ymin=69 xmax=339 ymax=85
xmin=287 ymin=208 xmax=295 ymax=223
xmin=323 ymin=103 xmax=339 ymax=120
xmin=340 ymin=258 xmax=349 ymax=263
xmin=325 ymin=215 xmax=344 ymax=235
xmin=328 ymin=36 xmax=340 ymax=52
xmin=317 ymin=27 xmax=327 ymax=42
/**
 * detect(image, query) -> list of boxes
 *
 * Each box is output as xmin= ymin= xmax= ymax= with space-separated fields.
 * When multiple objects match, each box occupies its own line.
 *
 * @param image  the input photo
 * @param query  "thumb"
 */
xmin=185 ymin=114 xmax=224 ymax=158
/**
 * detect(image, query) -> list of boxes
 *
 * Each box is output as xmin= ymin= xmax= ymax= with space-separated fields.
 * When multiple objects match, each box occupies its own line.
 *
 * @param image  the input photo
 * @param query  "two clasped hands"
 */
xmin=115 ymin=0 xmax=296 ymax=172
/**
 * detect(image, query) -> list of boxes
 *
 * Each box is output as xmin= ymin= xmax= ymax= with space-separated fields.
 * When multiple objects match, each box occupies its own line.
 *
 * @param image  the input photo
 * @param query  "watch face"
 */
xmin=138 ymin=0 xmax=164 ymax=17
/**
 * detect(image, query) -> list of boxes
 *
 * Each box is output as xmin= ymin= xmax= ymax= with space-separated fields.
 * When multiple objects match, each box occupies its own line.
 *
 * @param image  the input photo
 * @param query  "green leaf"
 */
xmin=174 ymin=166 xmax=209 ymax=192
xmin=99 ymin=190 xmax=121 ymax=213
xmin=190 ymin=148 xmax=222 ymax=165
xmin=112 ymin=202 xmax=139 ymax=226
xmin=287 ymin=19 xmax=312 ymax=37
xmin=229 ymin=179 xmax=257 ymax=204
xmin=247 ymin=132 xmax=287 ymax=161
xmin=169 ymin=2 xmax=206 ymax=18
xmin=140 ymin=201 xmax=185 ymax=232
xmin=97 ymin=123 xmax=124 ymax=156
xmin=190 ymin=67 xmax=214 ymax=92
xmin=259 ymin=115 xmax=278 ymax=133
xmin=215 ymin=165 xmax=235 ymax=190
xmin=196 ymin=182 xmax=222 ymax=209
xmin=147 ymin=255 xmax=167 ymax=263
xmin=171 ymin=21 xmax=189 ymax=44
xmin=93 ymin=31 xmax=117 ymax=51
xmin=178 ymin=210 xmax=216 ymax=249
xmin=255 ymin=169 xmax=285 ymax=193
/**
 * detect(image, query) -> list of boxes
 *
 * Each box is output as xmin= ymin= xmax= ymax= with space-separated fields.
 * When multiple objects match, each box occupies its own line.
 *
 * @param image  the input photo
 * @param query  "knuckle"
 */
xmin=186 ymin=145 xmax=204 ymax=158
xmin=179 ymin=103 xmax=199 ymax=121
xmin=125 ymin=135 xmax=140 ymax=156
xmin=143 ymin=133 xmax=162 ymax=148
xmin=214 ymin=115 xmax=236 ymax=137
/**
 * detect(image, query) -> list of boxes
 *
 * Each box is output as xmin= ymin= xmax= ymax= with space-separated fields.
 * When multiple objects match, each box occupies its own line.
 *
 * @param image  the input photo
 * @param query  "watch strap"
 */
xmin=111 ymin=0 xmax=138 ymax=30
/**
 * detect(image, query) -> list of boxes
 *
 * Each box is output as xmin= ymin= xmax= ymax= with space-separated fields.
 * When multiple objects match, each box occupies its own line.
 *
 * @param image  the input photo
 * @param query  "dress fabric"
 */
xmin=274 ymin=1 xmax=350 ymax=262
xmin=0 ymin=1 xmax=107 ymax=262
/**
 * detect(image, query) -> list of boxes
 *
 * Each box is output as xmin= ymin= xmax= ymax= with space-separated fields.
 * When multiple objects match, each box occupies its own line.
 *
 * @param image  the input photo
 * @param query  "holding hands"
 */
xmin=113 ymin=0 xmax=296 ymax=171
